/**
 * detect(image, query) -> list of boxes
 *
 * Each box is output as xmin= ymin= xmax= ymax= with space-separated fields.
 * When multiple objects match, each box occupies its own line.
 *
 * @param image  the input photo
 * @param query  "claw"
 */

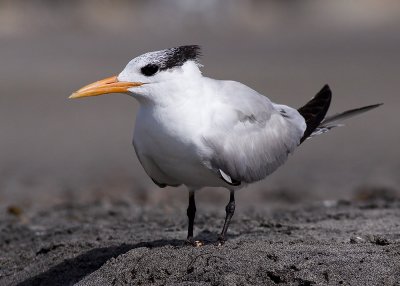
xmin=217 ymin=235 xmax=226 ymax=246
xmin=186 ymin=238 xmax=204 ymax=247
xmin=194 ymin=240 xmax=204 ymax=247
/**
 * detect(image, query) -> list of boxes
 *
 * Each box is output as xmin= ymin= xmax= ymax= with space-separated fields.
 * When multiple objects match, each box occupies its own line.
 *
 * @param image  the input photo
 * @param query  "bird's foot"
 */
xmin=186 ymin=238 xmax=204 ymax=247
xmin=216 ymin=235 xmax=226 ymax=246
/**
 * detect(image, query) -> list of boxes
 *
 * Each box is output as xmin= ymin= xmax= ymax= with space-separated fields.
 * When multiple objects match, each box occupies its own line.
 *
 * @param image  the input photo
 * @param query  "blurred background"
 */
xmin=0 ymin=0 xmax=399 ymax=214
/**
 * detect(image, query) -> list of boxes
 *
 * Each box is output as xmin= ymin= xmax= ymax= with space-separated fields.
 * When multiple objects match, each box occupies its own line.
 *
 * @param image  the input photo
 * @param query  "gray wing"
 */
xmin=202 ymin=82 xmax=306 ymax=184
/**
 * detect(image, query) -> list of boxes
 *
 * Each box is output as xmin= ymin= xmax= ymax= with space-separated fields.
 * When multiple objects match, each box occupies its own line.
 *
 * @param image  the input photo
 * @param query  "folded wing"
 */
xmin=203 ymin=82 xmax=306 ymax=184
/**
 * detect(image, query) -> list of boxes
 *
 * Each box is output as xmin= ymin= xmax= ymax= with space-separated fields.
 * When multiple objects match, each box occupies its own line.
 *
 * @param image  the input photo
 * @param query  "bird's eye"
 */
xmin=141 ymin=64 xmax=159 ymax=76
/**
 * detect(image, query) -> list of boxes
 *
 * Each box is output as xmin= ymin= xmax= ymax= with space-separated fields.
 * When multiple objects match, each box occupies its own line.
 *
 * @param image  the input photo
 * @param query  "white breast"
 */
xmin=133 ymin=98 xmax=223 ymax=187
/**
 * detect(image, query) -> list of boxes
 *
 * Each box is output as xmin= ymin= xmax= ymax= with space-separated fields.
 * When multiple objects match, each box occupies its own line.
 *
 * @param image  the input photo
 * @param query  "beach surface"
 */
xmin=2 ymin=189 xmax=400 ymax=286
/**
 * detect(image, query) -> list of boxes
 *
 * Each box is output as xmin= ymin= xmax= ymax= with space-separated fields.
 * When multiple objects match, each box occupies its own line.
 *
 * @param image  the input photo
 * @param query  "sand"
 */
xmin=2 ymin=194 xmax=400 ymax=286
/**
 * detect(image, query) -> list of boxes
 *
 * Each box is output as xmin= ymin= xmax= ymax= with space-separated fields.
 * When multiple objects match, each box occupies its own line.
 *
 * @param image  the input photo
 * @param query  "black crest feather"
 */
xmin=160 ymin=45 xmax=201 ymax=70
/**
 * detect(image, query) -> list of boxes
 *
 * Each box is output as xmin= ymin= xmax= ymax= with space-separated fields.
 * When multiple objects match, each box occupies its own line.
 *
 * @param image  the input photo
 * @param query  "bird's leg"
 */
xmin=186 ymin=190 xmax=197 ymax=245
xmin=218 ymin=190 xmax=235 ymax=244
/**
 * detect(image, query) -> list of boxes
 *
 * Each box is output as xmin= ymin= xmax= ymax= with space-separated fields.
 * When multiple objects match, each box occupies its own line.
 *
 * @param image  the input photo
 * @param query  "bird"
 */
xmin=70 ymin=45 xmax=381 ymax=245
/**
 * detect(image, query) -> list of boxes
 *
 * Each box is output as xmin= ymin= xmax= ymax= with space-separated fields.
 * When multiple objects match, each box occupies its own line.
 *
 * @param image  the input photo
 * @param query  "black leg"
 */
xmin=218 ymin=190 xmax=235 ymax=244
xmin=186 ymin=190 xmax=196 ymax=244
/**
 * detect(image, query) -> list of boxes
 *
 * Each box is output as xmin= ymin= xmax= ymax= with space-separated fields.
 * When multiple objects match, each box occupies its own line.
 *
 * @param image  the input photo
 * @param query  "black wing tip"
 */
xmin=317 ymin=84 xmax=332 ymax=99
xmin=368 ymin=103 xmax=384 ymax=108
xmin=298 ymin=84 xmax=333 ymax=143
xmin=357 ymin=103 xmax=384 ymax=113
xmin=351 ymin=103 xmax=383 ymax=113
xmin=322 ymin=84 xmax=331 ymax=92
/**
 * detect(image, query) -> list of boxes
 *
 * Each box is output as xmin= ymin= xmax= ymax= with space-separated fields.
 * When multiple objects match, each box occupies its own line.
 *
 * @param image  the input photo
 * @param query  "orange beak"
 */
xmin=69 ymin=75 xmax=143 ymax=99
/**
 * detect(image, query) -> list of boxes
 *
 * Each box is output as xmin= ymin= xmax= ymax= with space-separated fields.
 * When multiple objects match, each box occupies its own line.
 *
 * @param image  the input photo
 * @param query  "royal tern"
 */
xmin=70 ymin=45 xmax=381 ymax=245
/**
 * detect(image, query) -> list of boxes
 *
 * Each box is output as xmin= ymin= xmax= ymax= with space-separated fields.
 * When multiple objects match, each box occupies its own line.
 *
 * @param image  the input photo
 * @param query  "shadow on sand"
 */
xmin=17 ymin=239 xmax=184 ymax=286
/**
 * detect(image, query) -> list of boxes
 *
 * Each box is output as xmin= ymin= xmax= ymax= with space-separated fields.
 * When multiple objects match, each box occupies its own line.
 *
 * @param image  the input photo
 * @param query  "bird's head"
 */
xmin=69 ymin=45 xmax=202 ymax=101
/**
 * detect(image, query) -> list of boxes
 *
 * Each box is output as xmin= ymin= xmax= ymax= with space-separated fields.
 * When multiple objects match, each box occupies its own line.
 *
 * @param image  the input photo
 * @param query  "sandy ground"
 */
xmin=1 ymin=188 xmax=400 ymax=286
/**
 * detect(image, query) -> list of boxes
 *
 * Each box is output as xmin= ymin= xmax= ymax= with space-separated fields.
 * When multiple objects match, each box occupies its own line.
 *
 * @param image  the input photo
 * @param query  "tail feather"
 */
xmin=298 ymin=85 xmax=382 ymax=142
xmin=309 ymin=123 xmax=344 ymax=137
xmin=320 ymin=103 xmax=383 ymax=125
xmin=309 ymin=103 xmax=383 ymax=138
xmin=298 ymin=84 xmax=332 ymax=144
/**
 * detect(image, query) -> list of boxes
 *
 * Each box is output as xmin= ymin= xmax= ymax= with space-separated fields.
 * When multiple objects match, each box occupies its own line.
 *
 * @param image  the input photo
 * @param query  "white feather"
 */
xmin=130 ymin=61 xmax=306 ymax=188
